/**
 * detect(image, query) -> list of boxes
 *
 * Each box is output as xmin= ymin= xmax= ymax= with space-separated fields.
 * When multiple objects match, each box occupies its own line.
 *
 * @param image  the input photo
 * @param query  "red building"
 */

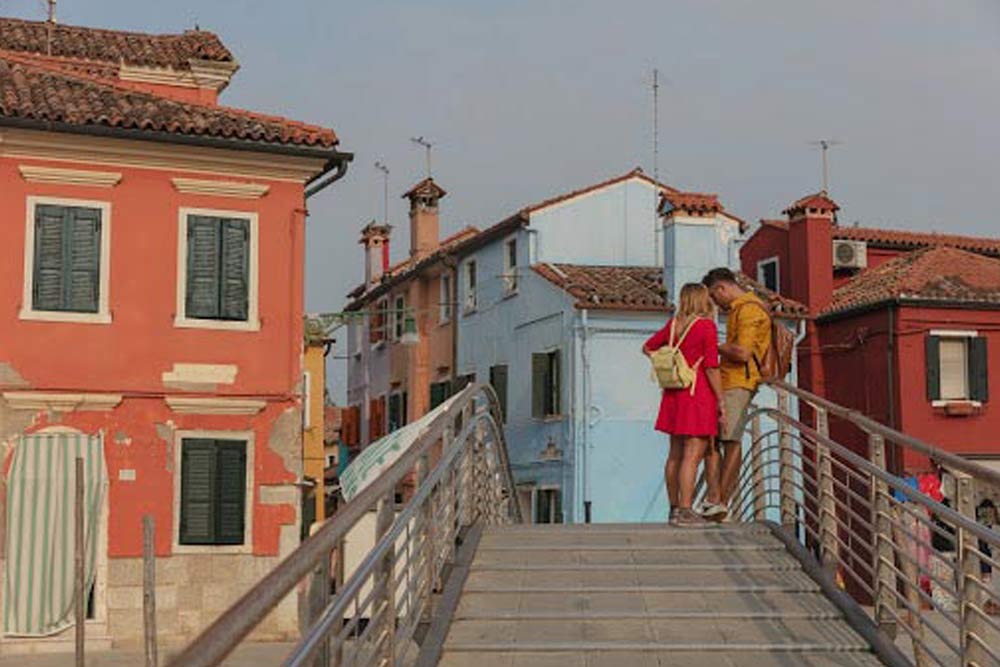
xmin=0 ymin=17 xmax=349 ymax=652
xmin=742 ymin=193 xmax=999 ymax=474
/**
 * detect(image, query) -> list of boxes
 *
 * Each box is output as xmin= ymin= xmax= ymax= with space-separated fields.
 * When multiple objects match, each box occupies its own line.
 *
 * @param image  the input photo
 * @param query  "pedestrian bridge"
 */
xmin=167 ymin=383 xmax=1000 ymax=667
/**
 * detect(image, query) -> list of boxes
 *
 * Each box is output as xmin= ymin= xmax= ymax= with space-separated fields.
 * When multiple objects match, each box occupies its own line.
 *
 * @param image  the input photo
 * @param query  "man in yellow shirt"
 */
xmin=701 ymin=267 xmax=772 ymax=520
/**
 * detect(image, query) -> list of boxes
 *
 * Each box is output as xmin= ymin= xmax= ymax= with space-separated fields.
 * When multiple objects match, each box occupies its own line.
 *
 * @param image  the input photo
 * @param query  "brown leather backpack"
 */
xmin=733 ymin=301 xmax=795 ymax=381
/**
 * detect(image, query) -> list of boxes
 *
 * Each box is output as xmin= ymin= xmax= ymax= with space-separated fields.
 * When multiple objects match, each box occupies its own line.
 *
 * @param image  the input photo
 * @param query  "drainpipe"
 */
xmin=580 ymin=308 xmax=592 ymax=523
xmin=886 ymin=305 xmax=898 ymax=473
xmin=443 ymin=255 xmax=459 ymax=388
xmin=305 ymin=158 xmax=351 ymax=199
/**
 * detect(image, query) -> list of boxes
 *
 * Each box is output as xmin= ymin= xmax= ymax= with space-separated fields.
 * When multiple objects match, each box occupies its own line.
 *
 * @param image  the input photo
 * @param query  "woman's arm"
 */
xmin=705 ymin=367 xmax=724 ymax=404
xmin=642 ymin=321 xmax=672 ymax=356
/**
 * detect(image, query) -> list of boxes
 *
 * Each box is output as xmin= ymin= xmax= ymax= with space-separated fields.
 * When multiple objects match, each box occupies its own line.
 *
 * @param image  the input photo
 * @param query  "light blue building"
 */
xmin=453 ymin=169 xmax=759 ymax=523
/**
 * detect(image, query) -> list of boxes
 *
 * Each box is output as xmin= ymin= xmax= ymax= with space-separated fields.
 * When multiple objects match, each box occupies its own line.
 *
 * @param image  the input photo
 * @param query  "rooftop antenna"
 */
xmin=652 ymin=68 xmax=660 ymax=186
xmin=410 ymin=136 xmax=433 ymax=179
xmin=374 ymin=161 xmax=390 ymax=225
xmin=809 ymin=139 xmax=842 ymax=192
xmin=46 ymin=0 xmax=57 ymax=55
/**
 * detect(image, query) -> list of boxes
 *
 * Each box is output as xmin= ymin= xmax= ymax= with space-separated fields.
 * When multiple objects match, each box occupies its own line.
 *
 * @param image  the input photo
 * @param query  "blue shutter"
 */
xmin=219 ymin=219 xmax=249 ymax=321
xmin=215 ymin=441 xmax=246 ymax=545
xmin=180 ymin=440 xmax=217 ymax=544
xmin=186 ymin=217 xmax=222 ymax=319
xmin=66 ymin=208 xmax=101 ymax=313
xmin=32 ymin=205 xmax=66 ymax=312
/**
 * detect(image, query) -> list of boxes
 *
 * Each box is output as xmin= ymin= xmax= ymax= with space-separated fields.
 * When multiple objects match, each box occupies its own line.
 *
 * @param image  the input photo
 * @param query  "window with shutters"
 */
xmin=430 ymin=381 xmax=452 ymax=410
xmin=176 ymin=436 xmax=252 ymax=550
xmin=176 ymin=209 xmax=259 ymax=331
xmin=503 ymin=238 xmax=518 ymax=294
xmin=464 ymin=261 xmax=477 ymax=313
xmin=535 ymin=488 xmax=563 ymax=524
xmin=757 ymin=257 xmax=780 ymax=294
xmin=21 ymin=198 xmax=111 ymax=324
xmin=532 ymin=350 xmax=562 ymax=418
xmin=926 ymin=332 xmax=989 ymax=406
xmin=388 ymin=391 xmax=408 ymax=432
xmin=439 ymin=274 xmax=453 ymax=324
xmin=393 ymin=295 xmax=406 ymax=341
xmin=490 ymin=364 xmax=509 ymax=423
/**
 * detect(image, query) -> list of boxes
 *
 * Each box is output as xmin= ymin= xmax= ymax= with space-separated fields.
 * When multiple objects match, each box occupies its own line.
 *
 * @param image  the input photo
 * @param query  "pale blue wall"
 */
xmin=662 ymin=216 xmax=742 ymax=303
xmin=532 ymin=177 xmax=661 ymax=266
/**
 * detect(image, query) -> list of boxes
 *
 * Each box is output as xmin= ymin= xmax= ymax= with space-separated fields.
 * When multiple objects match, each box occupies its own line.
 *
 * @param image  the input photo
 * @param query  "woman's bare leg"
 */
xmin=679 ymin=437 xmax=709 ymax=509
xmin=666 ymin=436 xmax=684 ymax=510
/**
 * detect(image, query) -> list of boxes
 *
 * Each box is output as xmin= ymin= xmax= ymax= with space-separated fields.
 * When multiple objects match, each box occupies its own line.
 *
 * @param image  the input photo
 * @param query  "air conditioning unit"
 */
xmin=833 ymin=240 xmax=868 ymax=269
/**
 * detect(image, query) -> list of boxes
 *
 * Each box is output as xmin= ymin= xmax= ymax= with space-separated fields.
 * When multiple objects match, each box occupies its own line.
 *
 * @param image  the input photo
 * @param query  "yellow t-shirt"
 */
xmin=721 ymin=292 xmax=772 ymax=391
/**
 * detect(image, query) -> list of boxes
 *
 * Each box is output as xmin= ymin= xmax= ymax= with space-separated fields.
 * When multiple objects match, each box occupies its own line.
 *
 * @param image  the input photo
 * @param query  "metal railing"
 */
xmin=716 ymin=380 xmax=1000 ymax=667
xmin=166 ymin=383 xmax=521 ymax=667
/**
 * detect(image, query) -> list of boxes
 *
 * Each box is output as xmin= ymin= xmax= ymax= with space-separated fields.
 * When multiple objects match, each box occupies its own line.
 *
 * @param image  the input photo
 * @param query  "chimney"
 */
xmin=784 ymin=191 xmax=838 ymax=314
xmin=403 ymin=178 xmax=446 ymax=261
xmin=360 ymin=221 xmax=391 ymax=289
xmin=659 ymin=190 xmax=736 ymax=304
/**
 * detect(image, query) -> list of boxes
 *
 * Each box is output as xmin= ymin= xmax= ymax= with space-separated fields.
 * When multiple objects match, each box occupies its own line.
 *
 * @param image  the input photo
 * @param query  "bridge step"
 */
xmin=433 ymin=524 xmax=876 ymax=666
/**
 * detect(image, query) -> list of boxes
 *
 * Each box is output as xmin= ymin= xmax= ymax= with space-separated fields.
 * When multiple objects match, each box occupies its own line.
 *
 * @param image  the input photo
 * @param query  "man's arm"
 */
xmin=720 ymin=304 xmax=768 ymax=363
xmin=719 ymin=341 xmax=751 ymax=363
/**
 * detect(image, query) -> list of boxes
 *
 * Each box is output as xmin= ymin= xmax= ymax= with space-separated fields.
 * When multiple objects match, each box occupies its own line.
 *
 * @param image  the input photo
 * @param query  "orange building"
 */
xmin=0 ymin=17 xmax=349 ymax=652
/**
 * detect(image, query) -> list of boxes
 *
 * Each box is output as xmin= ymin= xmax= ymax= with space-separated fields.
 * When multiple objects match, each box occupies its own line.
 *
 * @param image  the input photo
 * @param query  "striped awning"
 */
xmin=4 ymin=432 xmax=107 ymax=637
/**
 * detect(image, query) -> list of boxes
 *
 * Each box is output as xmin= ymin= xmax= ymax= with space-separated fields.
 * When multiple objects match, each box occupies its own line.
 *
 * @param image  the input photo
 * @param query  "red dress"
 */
xmin=645 ymin=317 xmax=720 ymax=436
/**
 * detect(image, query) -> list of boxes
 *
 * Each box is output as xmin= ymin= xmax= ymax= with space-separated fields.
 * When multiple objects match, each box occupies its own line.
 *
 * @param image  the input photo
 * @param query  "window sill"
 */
xmin=19 ymin=309 xmax=112 ymax=324
xmin=173 ymin=542 xmax=252 ymax=555
xmin=932 ymin=400 xmax=983 ymax=417
xmin=174 ymin=316 xmax=260 ymax=332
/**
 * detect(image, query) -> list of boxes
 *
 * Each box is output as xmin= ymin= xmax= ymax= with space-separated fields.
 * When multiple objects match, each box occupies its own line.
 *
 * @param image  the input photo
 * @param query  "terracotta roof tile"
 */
xmin=783 ymin=191 xmax=839 ymax=217
xmin=662 ymin=191 xmax=722 ymax=215
xmin=0 ymin=17 xmax=233 ymax=69
xmin=533 ymin=264 xmax=670 ymax=312
xmin=734 ymin=273 xmax=809 ymax=318
xmin=824 ymin=246 xmax=1000 ymax=316
xmin=525 ymin=167 xmax=676 ymax=213
xmin=0 ymin=53 xmax=337 ymax=148
xmin=834 ymin=226 xmax=1000 ymax=257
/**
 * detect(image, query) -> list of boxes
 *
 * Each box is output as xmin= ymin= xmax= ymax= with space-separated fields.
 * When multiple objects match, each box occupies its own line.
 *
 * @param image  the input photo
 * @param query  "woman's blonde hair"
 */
xmin=675 ymin=283 xmax=715 ymax=330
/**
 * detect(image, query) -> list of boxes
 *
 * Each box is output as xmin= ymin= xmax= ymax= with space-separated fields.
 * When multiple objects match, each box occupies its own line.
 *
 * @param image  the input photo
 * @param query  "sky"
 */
xmin=4 ymin=0 xmax=1000 ymax=399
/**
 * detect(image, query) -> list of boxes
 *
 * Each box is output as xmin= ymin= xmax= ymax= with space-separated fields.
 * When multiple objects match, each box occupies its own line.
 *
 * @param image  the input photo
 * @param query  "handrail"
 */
xmin=166 ymin=382 xmax=521 ymax=667
xmin=769 ymin=379 xmax=1000 ymax=488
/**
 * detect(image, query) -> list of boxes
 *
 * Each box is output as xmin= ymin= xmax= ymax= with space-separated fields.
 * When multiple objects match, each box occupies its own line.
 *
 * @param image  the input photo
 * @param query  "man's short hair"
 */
xmin=702 ymin=267 xmax=738 ymax=288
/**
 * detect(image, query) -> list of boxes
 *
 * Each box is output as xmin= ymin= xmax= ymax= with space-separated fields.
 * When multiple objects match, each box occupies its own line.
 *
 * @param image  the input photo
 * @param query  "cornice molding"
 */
xmin=2 ymin=391 xmax=123 ymax=412
xmin=19 ymin=164 xmax=122 ymax=188
xmin=171 ymin=177 xmax=269 ymax=199
xmin=119 ymin=64 xmax=199 ymax=89
xmin=0 ymin=128 xmax=325 ymax=183
xmin=165 ymin=396 xmax=267 ymax=415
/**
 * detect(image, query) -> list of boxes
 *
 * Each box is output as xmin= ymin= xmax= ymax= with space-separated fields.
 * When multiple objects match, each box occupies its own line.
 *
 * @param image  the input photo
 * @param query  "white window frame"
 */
xmin=175 ymin=207 xmax=260 ymax=332
xmin=464 ymin=260 xmax=478 ymax=314
xmin=393 ymin=294 xmax=406 ymax=341
xmin=756 ymin=256 xmax=780 ymax=294
xmin=172 ymin=429 xmax=255 ymax=555
xmin=503 ymin=236 xmax=518 ymax=295
xmin=439 ymin=273 xmax=452 ymax=324
xmin=21 ymin=196 xmax=113 ymax=324
xmin=931 ymin=329 xmax=981 ymax=407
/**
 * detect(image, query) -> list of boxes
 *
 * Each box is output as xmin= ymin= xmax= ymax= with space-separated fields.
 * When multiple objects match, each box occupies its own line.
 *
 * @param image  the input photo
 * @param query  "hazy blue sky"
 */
xmin=5 ymin=1 xmax=1000 ymax=397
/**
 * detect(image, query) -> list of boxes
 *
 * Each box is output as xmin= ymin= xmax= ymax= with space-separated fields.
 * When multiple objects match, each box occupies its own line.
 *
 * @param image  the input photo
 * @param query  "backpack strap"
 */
xmin=673 ymin=317 xmax=702 ymax=348
xmin=730 ymin=301 xmax=770 ymax=378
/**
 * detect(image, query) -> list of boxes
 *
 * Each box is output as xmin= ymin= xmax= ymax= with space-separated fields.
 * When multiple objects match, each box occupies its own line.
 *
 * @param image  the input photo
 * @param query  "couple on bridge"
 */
xmin=643 ymin=267 xmax=773 ymax=527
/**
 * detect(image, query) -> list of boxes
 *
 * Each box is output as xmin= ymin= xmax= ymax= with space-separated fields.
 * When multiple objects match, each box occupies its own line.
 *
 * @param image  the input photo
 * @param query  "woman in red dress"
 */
xmin=642 ymin=283 xmax=724 ymax=526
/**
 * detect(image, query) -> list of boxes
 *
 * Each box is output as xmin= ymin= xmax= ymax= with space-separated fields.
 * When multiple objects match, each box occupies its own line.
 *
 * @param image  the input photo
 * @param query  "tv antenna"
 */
xmin=410 ymin=136 xmax=434 ymax=179
xmin=809 ymin=139 xmax=842 ymax=192
xmin=45 ymin=0 xmax=57 ymax=55
xmin=652 ymin=68 xmax=660 ymax=185
xmin=374 ymin=161 xmax=390 ymax=225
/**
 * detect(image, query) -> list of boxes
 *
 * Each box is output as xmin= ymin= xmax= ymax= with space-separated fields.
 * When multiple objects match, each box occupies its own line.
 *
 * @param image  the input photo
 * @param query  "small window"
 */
xmin=179 ymin=439 xmax=247 ymax=545
xmin=926 ymin=333 xmax=988 ymax=403
xmin=430 ymin=380 xmax=452 ymax=409
xmin=29 ymin=203 xmax=104 ymax=314
xmin=393 ymin=295 xmax=406 ymax=340
xmin=370 ymin=299 xmax=388 ymax=344
xmin=388 ymin=392 xmax=408 ymax=432
xmin=464 ymin=261 xmax=477 ymax=313
xmin=535 ymin=488 xmax=562 ymax=524
xmin=490 ymin=364 xmax=509 ymax=423
xmin=184 ymin=215 xmax=250 ymax=321
xmin=503 ymin=238 xmax=518 ymax=293
xmin=532 ymin=351 xmax=561 ymax=418
xmin=440 ymin=274 xmax=453 ymax=324
xmin=757 ymin=257 xmax=779 ymax=293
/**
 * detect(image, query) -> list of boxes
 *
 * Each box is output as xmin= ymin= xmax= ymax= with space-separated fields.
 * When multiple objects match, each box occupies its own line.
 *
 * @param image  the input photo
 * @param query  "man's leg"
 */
xmin=718 ymin=388 xmax=753 ymax=506
xmin=720 ymin=439 xmax=742 ymax=505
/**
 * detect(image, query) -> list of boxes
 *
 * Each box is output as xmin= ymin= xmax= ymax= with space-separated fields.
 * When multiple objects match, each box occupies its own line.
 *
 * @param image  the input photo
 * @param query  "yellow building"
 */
xmin=303 ymin=319 xmax=330 ymax=524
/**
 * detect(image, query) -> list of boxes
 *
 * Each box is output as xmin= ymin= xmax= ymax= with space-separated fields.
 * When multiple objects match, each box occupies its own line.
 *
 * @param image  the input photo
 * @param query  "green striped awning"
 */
xmin=4 ymin=432 xmax=107 ymax=637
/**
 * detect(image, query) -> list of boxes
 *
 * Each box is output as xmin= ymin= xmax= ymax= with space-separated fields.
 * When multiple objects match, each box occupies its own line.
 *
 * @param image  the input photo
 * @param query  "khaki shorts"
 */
xmin=720 ymin=388 xmax=754 ymax=442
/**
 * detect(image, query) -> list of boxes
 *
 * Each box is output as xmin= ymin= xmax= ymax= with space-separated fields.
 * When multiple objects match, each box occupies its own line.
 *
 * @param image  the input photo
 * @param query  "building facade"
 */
xmin=0 ymin=17 xmax=348 ymax=652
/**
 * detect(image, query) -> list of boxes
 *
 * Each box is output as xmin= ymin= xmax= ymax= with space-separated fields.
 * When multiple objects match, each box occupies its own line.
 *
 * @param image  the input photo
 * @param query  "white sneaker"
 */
xmin=700 ymin=502 xmax=728 ymax=522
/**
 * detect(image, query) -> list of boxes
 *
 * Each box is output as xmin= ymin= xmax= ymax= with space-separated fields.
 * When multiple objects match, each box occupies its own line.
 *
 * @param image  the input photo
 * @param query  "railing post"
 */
xmin=893 ymin=505 xmax=927 ymax=667
xmin=955 ymin=471 xmax=986 ymax=667
xmin=415 ymin=452 xmax=434 ymax=627
xmin=305 ymin=547 xmax=330 ymax=667
xmin=374 ymin=491 xmax=396 ymax=666
xmin=750 ymin=414 xmax=766 ymax=521
xmin=815 ymin=408 xmax=839 ymax=574
xmin=332 ymin=536 xmax=345 ymax=667
xmin=868 ymin=434 xmax=897 ymax=638
xmin=777 ymin=390 xmax=796 ymax=533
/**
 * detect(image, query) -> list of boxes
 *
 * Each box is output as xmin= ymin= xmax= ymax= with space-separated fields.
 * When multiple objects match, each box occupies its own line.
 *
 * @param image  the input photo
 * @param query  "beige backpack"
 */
xmin=650 ymin=318 xmax=703 ymax=394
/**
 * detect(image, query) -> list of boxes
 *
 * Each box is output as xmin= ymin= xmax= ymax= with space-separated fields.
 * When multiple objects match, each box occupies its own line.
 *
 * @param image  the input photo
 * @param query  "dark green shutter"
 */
xmin=490 ymin=365 xmax=508 ymax=423
xmin=430 ymin=382 xmax=448 ymax=409
xmin=388 ymin=394 xmax=401 ymax=432
xmin=180 ymin=440 xmax=217 ymax=544
xmin=66 ymin=208 xmax=101 ymax=313
xmin=186 ymin=216 xmax=222 ymax=319
xmin=926 ymin=335 xmax=941 ymax=401
xmin=219 ymin=219 xmax=249 ymax=321
xmin=33 ymin=205 xmax=67 ymax=312
xmin=969 ymin=336 xmax=989 ymax=403
xmin=549 ymin=352 xmax=561 ymax=415
xmin=215 ymin=441 xmax=247 ymax=545
xmin=532 ymin=354 xmax=546 ymax=418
